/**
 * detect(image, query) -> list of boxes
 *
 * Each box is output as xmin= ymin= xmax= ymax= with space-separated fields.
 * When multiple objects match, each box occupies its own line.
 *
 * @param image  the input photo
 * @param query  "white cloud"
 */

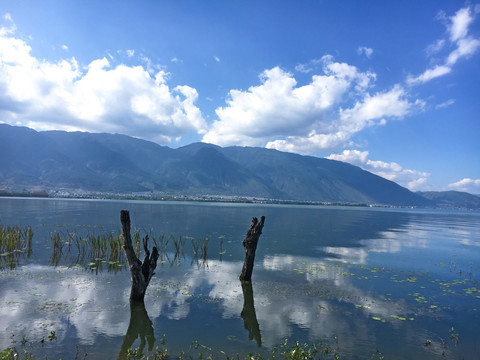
xmin=327 ymin=150 xmax=430 ymax=190
xmin=213 ymin=55 xmax=220 ymax=62
xmin=445 ymin=36 xmax=480 ymax=65
xmin=126 ymin=49 xmax=135 ymax=57
xmin=407 ymin=65 xmax=451 ymax=85
xmin=294 ymin=62 xmax=313 ymax=73
xmin=202 ymin=56 xmax=418 ymax=154
xmin=61 ymin=44 xmax=68 ymax=51
xmin=426 ymin=39 xmax=446 ymax=57
xmin=3 ymin=13 xmax=13 ymax=22
xmin=448 ymin=178 xmax=480 ymax=193
xmin=357 ymin=46 xmax=373 ymax=58
xmin=407 ymin=5 xmax=480 ymax=85
xmin=294 ymin=58 xmax=323 ymax=73
xmin=435 ymin=99 xmax=455 ymax=109
xmin=339 ymin=85 xmax=419 ymax=124
xmin=447 ymin=6 xmax=475 ymax=42
xmin=0 ymin=21 xmax=206 ymax=144
xmin=265 ymin=85 xmax=422 ymax=155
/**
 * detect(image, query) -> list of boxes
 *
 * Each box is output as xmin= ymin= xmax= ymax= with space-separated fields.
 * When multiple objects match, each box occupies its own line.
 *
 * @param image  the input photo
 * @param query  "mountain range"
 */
xmin=1 ymin=124 xmax=479 ymax=209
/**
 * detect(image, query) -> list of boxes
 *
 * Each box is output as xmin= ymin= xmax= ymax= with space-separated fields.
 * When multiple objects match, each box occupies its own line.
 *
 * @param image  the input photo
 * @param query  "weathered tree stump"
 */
xmin=120 ymin=210 xmax=159 ymax=302
xmin=239 ymin=216 xmax=265 ymax=282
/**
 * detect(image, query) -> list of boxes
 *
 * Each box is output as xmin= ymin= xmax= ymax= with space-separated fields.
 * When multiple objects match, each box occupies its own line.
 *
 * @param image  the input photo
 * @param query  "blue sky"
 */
xmin=0 ymin=1 xmax=479 ymax=193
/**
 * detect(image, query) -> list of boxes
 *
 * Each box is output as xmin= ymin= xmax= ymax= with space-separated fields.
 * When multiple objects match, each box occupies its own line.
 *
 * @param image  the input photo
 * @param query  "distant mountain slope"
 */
xmin=0 ymin=124 xmax=443 ymax=207
xmin=417 ymin=191 xmax=480 ymax=209
xmin=217 ymin=145 xmax=426 ymax=206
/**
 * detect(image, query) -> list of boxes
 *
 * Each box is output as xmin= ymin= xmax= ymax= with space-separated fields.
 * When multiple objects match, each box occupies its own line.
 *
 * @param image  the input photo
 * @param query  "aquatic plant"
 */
xmin=47 ymin=231 xmax=127 ymax=272
xmin=191 ymin=236 xmax=210 ymax=264
xmin=0 ymin=223 xmax=33 ymax=269
xmin=55 ymin=230 xmax=211 ymax=271
xmin=3 ymin=221 xmax=213 ymax=272
xmin=0 ymin=224 xmax=33 ymax=254
xmin=172 ymin=235 xmax=186 ymax=257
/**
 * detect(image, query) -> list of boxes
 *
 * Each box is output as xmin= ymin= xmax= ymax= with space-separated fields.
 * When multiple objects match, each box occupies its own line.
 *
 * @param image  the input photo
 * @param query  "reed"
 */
xmin=133 ymin=230 xmax=141 ymax=258
xmin=3 ymin=223 xmax=212 ymax=271
xmin=50 ymin=232 xmax=63 ymax=253
xmin=0 ymin=224 xmax=34 ymax=268
xmin=47 ymin=231 xmax=126 ymax=271
xmin=49 ymin=232 xmax=63 ymax=266
xmin=0 ymin=224 xmax=33 ymax=254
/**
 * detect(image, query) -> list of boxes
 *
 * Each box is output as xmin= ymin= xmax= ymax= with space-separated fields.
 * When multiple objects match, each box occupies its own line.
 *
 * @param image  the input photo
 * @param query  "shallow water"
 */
xmin=0 ymin=198 xmax=479 ymax=359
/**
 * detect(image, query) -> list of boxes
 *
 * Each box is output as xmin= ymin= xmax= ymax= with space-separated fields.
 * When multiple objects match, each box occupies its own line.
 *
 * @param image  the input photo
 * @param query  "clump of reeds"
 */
xmin=0 ymin=223 xmax=34 ymax=269
xmin=49 ymin=231 xmax=64 ymax=266
xmin=191 ymin=236 xmax=210 ymax=265
xmin=0 ymin=224 xmax=33 ymax=254
xmin=46 ymin=228 xmax=213 ymax=271
xmin=49 ymin=231 xmax=126 ymax=272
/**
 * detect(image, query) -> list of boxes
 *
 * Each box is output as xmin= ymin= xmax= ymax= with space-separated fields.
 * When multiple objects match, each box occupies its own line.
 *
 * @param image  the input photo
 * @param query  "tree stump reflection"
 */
xmin=118 ymin=301 xmax=155 ymax=360
xmin=240 ymin=281 xmax=262 ymax=347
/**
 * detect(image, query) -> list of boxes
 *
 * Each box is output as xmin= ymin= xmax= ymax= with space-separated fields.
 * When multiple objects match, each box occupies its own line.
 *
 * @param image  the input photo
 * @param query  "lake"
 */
xmin=1 ymin=197 xmax=479 ymax=359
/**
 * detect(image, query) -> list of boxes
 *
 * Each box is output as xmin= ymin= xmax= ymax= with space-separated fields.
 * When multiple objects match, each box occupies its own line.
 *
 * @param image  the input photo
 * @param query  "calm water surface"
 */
xmin=1 ymin=198 xmax=479 ymax=359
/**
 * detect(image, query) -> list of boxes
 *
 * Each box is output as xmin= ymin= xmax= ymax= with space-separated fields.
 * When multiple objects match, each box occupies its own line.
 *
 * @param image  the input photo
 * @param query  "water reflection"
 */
xmin=118 ymin=301 xmax=155 ymax=360
xmin=1 ymin=249 xmax=479 ymax=359
xmin=1 ymin=199 xmax=480 ymax=358
xmin=240 ymin=281 xmax=261 ymax=347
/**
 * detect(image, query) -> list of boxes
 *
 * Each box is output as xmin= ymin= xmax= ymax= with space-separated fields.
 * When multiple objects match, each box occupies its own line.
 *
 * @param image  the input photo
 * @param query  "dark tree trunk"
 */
xmin=239 ymin=216 xmax=265 ymax=282
xmin=240 ymin=281 xmax=262 ymax=347
xmin=121 ymin=210 xmax=159 ymax=302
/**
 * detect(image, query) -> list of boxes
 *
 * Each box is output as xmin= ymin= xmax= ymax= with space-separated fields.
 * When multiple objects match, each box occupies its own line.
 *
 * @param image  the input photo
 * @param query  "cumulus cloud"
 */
xmin=448 ymin=178 xmax=480 ymax=193
xmin=327 ymin=150 xmax=430 ymax=190
xmin=407 ymin=5 xmax=480 ymax=85
xmin=262 ymin=84 xmax=419 ymax=155
xmin=0 ymin=19 xmax=206 ymax=144
xmin=203 ymin=55 xmax=422 ymax=154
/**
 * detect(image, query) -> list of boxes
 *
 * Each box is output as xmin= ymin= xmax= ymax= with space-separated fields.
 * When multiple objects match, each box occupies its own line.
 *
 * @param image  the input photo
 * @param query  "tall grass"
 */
xmin=49 ymin=231 xmax=126 ymax=272
xmin=0 ymin=226 xmax=212 ymax=272
xmin=0 ymin=223 xmax=33 ymax=269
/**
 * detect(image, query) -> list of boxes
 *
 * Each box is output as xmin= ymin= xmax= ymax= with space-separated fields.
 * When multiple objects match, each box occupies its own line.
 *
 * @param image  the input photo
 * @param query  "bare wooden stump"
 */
xmin=239 ymin=216 xmax=265 ymax=282
xmin=121 ymin=210 xmax=159 ymax=302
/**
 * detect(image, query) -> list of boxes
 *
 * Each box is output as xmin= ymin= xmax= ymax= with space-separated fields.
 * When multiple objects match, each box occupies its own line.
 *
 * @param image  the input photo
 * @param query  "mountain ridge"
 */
xmin=1 ymin=124 xmax=478 ymax=209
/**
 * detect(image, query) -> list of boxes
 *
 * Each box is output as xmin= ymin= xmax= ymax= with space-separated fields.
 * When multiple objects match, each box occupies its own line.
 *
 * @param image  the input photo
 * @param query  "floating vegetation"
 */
xmin=0 ymin=223 xmax=33 ymax=269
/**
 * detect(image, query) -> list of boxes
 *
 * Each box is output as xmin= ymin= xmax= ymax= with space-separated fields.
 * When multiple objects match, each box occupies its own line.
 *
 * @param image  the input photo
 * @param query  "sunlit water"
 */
xmin=1 ymin=198 xmax=479 ymax=359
